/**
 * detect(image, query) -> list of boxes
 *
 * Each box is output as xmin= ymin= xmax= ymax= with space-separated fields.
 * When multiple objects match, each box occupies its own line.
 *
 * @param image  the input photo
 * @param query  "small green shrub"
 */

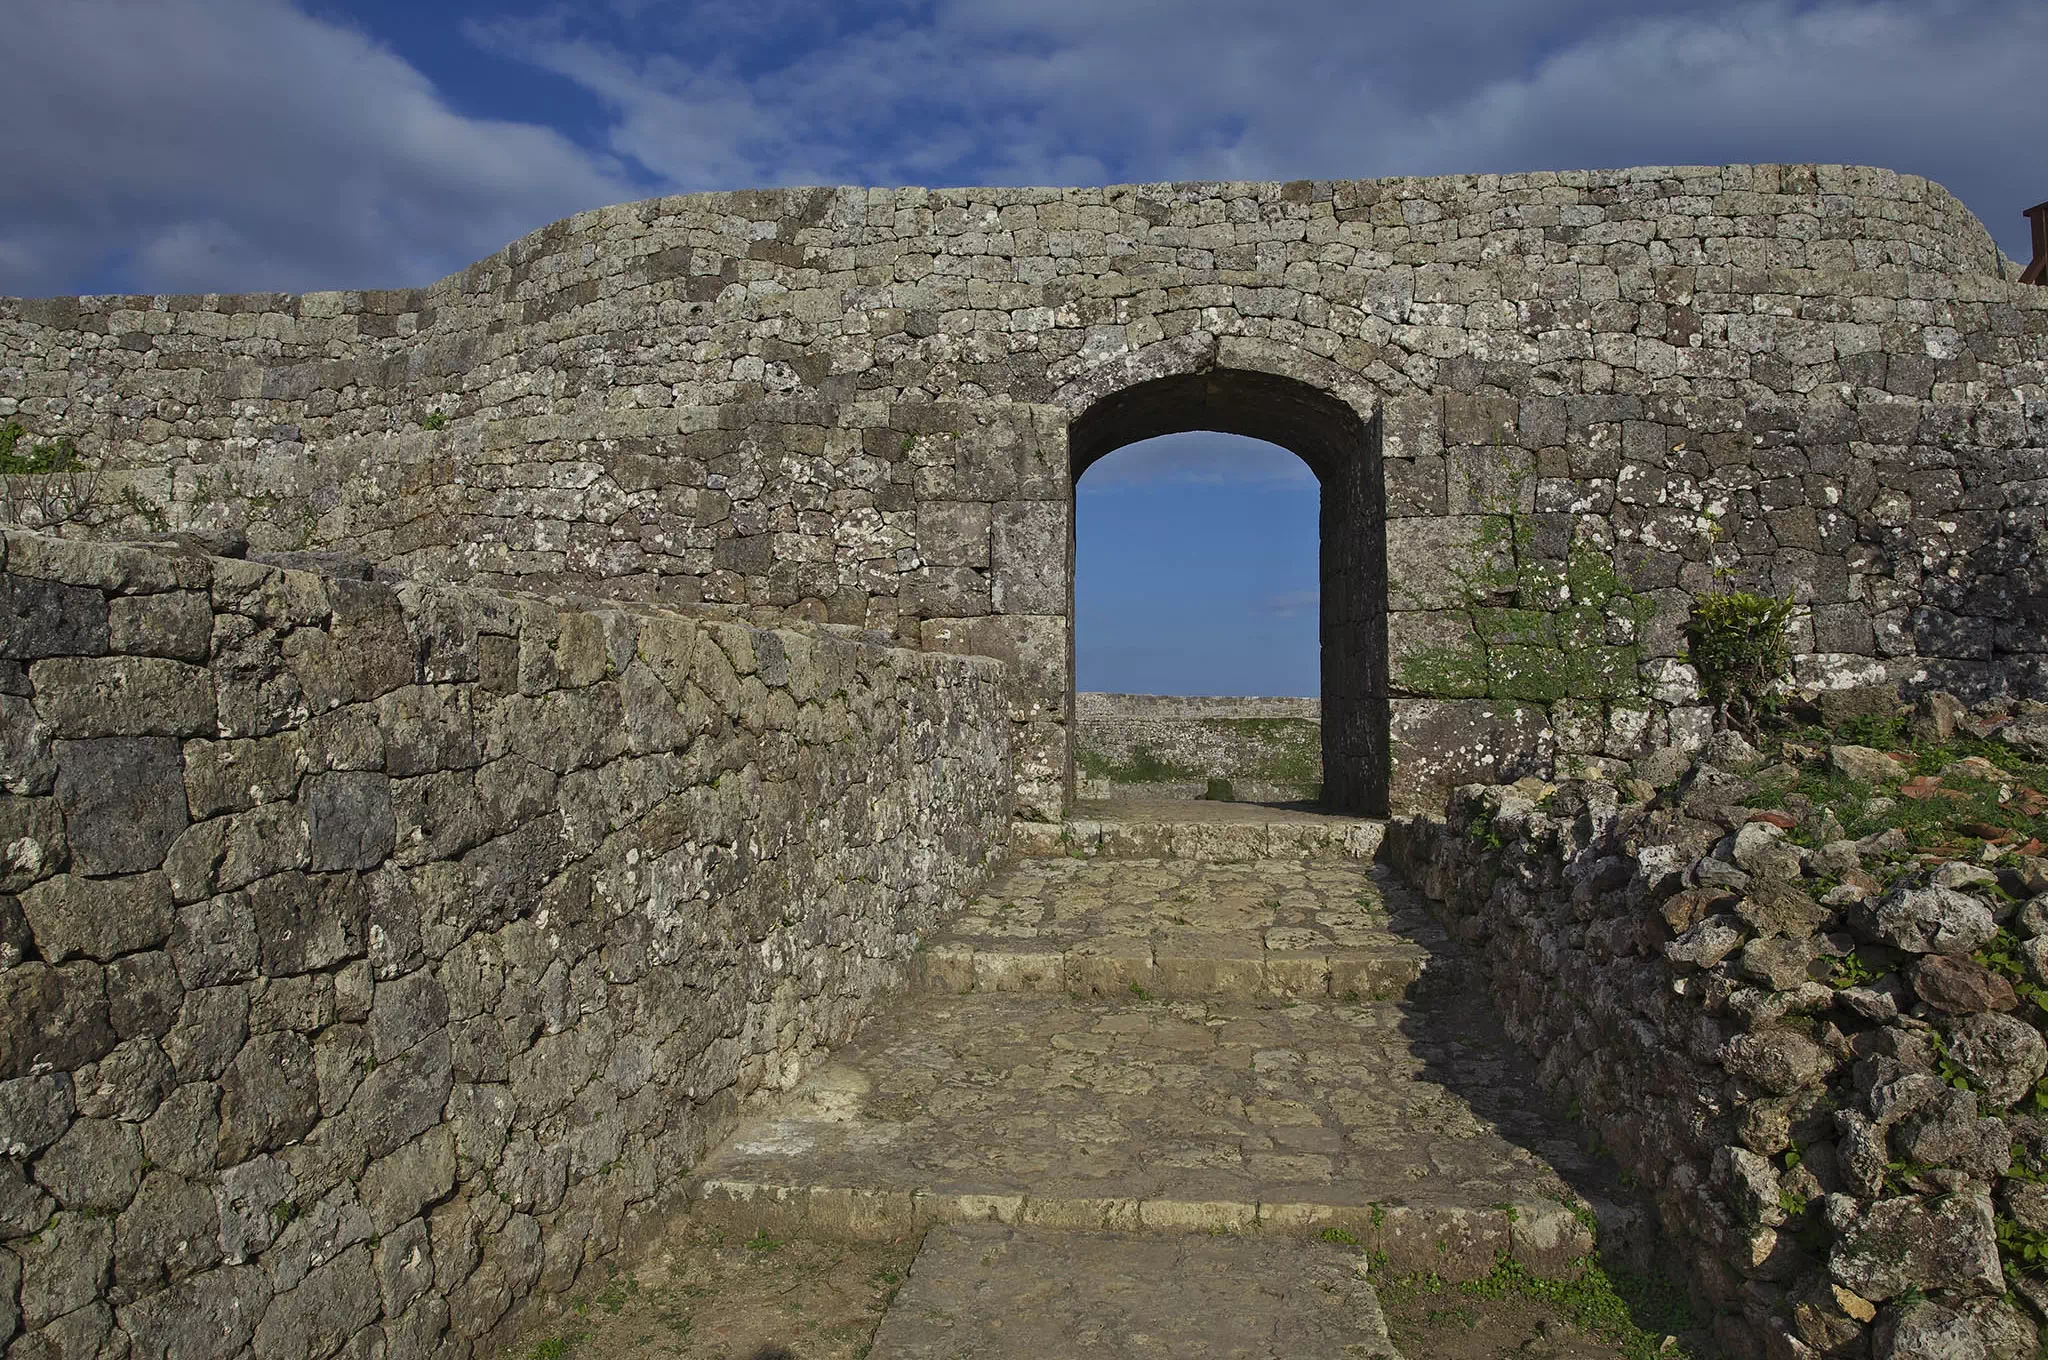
xmin=421 ymin=411 xmax=448 ymax=431
xmin=0 ymin=420 xmax=78 ymax=475
xmin=1684 ymin=590 xmax=1797 ymax=736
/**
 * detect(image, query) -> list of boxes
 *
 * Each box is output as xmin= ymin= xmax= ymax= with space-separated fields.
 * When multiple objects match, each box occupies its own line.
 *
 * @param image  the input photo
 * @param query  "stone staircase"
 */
xmin=684 ymin=804 xmax=1618 ymax=1357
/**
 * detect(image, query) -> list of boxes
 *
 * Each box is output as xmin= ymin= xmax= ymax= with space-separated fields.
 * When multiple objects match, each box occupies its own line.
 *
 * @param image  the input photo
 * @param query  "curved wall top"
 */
xmin=2 ymin=164 xmax=2044 ymax=815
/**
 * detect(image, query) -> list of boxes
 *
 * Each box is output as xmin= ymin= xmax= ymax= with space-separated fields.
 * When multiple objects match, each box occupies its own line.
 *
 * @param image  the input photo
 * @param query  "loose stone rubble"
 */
xmin=1391 ymin=690 xmax=2048 ymax=1360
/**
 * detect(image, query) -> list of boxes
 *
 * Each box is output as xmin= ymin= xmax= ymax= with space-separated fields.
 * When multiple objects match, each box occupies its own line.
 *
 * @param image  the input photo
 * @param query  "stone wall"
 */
xmin=0 ymin=532 xmax=1010 ymax=1359
xmin=1072 ymin=693 xmax=1321 ymax=802
xmin=3 ymin=164 xmax=2045 ymax=815
xmin=1389 ymin=754 xmax=2048 ymax=1359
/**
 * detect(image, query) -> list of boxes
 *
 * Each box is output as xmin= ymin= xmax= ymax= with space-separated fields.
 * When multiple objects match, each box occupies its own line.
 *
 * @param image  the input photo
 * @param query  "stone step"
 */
xmin=686 ymin=984 xmax=1610 ymax=1281
xmin=913 ymin=852 xmax=1428 ymax=1000
xmin=866 ymin=1224 xmax=1402 ymax=1359
xmin=1010 ymin=800 xmax=1386 ymax=862
xmin=912 ymin=934 xmax=1426 ymax=1001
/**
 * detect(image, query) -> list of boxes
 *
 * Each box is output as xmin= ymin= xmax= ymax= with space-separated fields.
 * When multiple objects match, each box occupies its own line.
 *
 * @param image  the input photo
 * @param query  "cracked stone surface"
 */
xmin=692 ymin=859 xmax=1609 ymax=1280
xmin=867 ymin=1224 xmax=1400 ymax=1359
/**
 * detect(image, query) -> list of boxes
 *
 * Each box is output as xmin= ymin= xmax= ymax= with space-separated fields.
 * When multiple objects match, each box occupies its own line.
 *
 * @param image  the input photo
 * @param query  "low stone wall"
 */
xmin=1073 ymin=693 xmax=1322 ymax=802
xmin=0 ymin=532 xmax=1011 ymax=1358
xmin=1389 ymin=747 xmax=2047 ymax=1359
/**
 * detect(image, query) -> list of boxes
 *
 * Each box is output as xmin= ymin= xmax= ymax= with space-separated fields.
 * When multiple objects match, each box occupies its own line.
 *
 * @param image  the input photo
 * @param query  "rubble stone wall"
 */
xmin=3 ymin=164 xmax=2046 ymax=815
xmin=1072 ymin=692 xmax=1322 ymax=801
xmin=0 ymin=532 xmax=1011 ymax=1360
xmin=1390 ymin=759 xmax=2048 ymax=1360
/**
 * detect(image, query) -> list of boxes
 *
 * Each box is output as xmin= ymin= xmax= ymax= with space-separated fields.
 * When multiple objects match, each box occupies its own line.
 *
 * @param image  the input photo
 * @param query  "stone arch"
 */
xmin=1058 ymin=341 xmax=1389 ymax=815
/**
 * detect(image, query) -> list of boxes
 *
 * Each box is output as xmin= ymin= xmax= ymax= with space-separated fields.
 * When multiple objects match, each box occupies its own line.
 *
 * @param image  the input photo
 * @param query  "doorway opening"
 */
xmin=1067 ymin=369 xmax=1387 ymax=815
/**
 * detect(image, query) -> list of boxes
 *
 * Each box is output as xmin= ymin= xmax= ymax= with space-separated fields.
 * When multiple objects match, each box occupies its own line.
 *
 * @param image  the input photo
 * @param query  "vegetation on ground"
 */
xmin=1378 ymin=1250 xmax=1699 ymax=1360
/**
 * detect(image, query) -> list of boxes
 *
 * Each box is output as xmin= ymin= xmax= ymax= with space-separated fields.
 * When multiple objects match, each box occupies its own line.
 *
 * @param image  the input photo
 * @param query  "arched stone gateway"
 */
xmin=2 ymin=165 xmax=2044 ymax=821
xmin=1065 ymin=361 xmax=1388 ymax=813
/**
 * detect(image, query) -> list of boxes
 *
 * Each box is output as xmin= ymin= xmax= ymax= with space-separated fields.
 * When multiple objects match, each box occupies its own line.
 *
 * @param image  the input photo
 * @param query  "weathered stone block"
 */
xmin=18 ymin=872 xmax=174 ymax=963
xmin=0 ymin=962 xmax=113 ymax=1079
xmin=0 ymin=794 xmax=65 ymax=893
xmin=305 ymin=771 xmax=395 ymax=871
xmin=0 ymin=575 xmax=107 ymax=660
xmin=29 ymin=657 xmax=215 ymax=737
xmin=36 ymin=1117 xmax=143 ymax=1212
xmin=53 ymin=737 xmax=189 ymax=874
xmin=0 ymin=693 xmax=57 ymax=796
xmin=359 ymin=1127 xmax=456 ymax=1235
xmin=217 ymin=1030 xmax=319 ymax=1164
xmin=107 ymin=590 xmax=212 ymax=661
xmin=250 ymin=871 xmax=367 ymax=975
xmin=916 ymin=501 xmax=992 ymax=568
xmin=181 ymin=733 xmax=305 ymax=819
xmin=113 ymin=1168 xmax=221 ymax=1287
xmin=990 ymin=500 xmax=1069 ymax=615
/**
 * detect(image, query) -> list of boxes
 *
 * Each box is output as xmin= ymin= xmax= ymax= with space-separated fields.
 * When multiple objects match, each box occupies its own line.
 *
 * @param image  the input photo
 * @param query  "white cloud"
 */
xmin=5 ymin=0 xmax=2040 ymax=305
xmin=1258 ymin=590 xmax=1320 ymax=620
xmin=480 ymin=0 xmax=2044 ymax=261
xmin=0 ymin=0 xmax=637 ymax=295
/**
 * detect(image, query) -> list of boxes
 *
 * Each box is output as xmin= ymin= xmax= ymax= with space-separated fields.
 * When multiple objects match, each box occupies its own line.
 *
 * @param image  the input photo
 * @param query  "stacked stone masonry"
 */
xmin=1389 ymin=749 xmax=2048 ymax=1360
xmin=0 ymin=531 xmax=1010 ymax=1359
xmin=1072 ymin=692 xmax=1323 ymax=801
xmin=1 ymin=161 xmax=2045 ymax=813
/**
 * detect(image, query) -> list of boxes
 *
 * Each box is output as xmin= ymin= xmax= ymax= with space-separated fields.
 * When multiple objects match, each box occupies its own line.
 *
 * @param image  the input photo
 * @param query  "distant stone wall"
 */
xmin=0 ymin=532 xmax=1010 ymax=1359
xmin=2 ymin=164 xmax=2045 ymax=816
xmin=1072 ymin=693 xmax=1322 ymax=802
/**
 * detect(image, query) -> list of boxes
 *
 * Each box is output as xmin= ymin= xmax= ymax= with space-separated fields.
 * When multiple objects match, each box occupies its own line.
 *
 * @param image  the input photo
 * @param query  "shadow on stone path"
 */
xmin=652 ymin=808 xmax=1666 ymax=1357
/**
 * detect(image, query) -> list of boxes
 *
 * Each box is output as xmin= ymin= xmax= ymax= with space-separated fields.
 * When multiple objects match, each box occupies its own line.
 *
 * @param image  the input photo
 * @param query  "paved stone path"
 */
xmin=868 ymin=1225 xmax=1400 ymax=1358
xmin=685 ymin=810 xmax=1617 ymax=1357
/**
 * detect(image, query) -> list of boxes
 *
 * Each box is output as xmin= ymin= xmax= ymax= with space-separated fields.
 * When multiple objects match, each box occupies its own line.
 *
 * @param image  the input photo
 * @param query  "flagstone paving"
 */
xmin=911 ymin=853 xmax=1430 ymax=1000
xmin=866 ymin=1224 xmax=1400 ymax=1359
xmin=690 ymin=854 xmax=1616 ymax=1284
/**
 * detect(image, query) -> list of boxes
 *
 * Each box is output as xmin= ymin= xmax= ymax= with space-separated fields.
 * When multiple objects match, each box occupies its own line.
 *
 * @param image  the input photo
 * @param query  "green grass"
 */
xmin=1404 ymin=1253 xmax=1698 ymax=1360
xmin=1744 ymin=726 xmax=2047 ymax=858
xmin=525 ymin=1335 xmax=587 ymax=1360
xmin=1074 ymin=743 xmax=1204 ymax=785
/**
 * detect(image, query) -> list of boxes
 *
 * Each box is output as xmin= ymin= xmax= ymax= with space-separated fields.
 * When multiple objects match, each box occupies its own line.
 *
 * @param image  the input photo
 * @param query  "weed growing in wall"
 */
xmin=0 ymin=420 xmax=99 ymax=528
xmin=1397 ymin=470 xmax=1657 ymax=705
xmin=0 ymin=421 xmax=77 ymax=475
xmin=1683 ymin=590 xmax=1796 ymax=736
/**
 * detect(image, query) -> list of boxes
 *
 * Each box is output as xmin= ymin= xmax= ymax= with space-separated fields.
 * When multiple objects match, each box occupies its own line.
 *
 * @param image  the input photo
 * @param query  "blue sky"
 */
xmin=2 ymin=1 xmax=2041 ymax=695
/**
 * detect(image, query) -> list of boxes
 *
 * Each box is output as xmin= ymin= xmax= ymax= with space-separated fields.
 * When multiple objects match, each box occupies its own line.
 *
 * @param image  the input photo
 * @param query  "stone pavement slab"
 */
xmin=691 ymin=866 xmax=1611 ymax=1279
xmin=867 ymin=1224 xmax=1401 ymax=1359
xmin=914 ymin=855 xmax=1430 ymax=1000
